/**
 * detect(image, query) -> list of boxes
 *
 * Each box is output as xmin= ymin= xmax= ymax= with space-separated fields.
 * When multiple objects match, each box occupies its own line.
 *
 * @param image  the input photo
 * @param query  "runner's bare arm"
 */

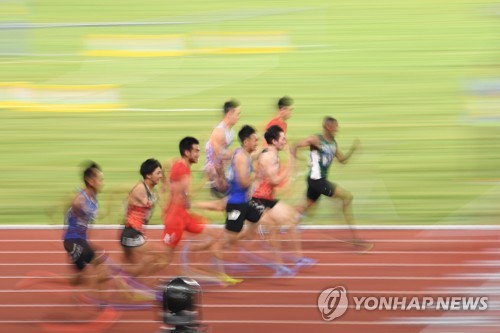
xmin=209 ymin=128 xmax=227 ymax=159
xmin=290 ymin=136 xmax=321 ymax=157
xmin=129 ymin=183 xmax=148 ymax=207
xmin=260 ymin=152 xmax=288 ymax=186
xmin=234 ymin=151 xmax=254 ymax=188
xmin=336 ymin=138 xmax=361 ymax=164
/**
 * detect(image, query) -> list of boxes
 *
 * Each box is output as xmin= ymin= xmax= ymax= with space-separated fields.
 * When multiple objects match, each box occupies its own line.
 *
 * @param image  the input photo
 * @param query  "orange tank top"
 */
xmin=125 ymin=182 xmax=155 ymax=233
xmin=252 ymin=149 xmax=277 ymax=200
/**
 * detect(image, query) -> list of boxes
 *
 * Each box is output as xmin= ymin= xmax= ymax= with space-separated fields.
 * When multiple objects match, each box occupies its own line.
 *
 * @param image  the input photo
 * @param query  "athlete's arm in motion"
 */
xmin=336 ymin=138 xmax=361 ymax=164
xmin=70 ymin=193 xmax=88 ymax=220
xmin=209 ymin=127 xmax=233 ymax=161
xmin=259 ymin=151 xmax=290 ymax=186
xmin=128 ymin=183 xmax=149 ymax=207
xmin=234 ymin=150 xmax=254 ymax=188
xmin=290 ymin=135 xmax=321 ymax=157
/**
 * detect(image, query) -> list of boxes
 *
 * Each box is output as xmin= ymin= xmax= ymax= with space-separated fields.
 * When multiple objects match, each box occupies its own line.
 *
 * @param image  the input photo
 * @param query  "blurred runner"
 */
xmin=119 ymin=158 xmax=168 ymax=276
xmin=63 ymin=161 xmax=108 ymax=288
xmin=205 ymin=99 xmax=241 ymax=198
xmin=162 ymin=136 xmax=241 ymax=286
xmin=292 ymin=116 xmax=372 ymax=251
xmin=252 ymin=125 xmax=316 ymax=269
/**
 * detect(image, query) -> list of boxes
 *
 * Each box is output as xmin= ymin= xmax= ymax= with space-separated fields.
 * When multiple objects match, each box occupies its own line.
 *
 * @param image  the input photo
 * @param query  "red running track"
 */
xmin=0 ymin=227 xmax=500 ymax=333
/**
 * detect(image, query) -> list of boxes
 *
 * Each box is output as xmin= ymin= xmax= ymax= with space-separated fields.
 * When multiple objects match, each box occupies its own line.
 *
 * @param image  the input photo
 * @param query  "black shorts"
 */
xmin=250 ymin=197 xmax=278 ymax=209
xmin=307 ymin=178 xmax=336 ymax=202
xmin=63 ymin=238 xmax=95 ymax=271
xmin=120 ymin=226 xmax=146 ymax=248
xmin=225 ymin=202 xmax=264 ymax=233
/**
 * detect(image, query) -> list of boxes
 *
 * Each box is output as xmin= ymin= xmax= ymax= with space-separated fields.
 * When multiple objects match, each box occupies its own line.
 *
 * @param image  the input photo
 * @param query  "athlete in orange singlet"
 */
xmin=252 ymin=125 xmax=316 ymax=270
xmin=119 ymin=158 xmax=168 ymax=276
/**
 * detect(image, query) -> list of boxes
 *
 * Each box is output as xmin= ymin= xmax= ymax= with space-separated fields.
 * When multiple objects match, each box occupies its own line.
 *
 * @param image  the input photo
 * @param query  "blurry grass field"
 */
xmin=0 ymin=0 xmax=499 ymax=225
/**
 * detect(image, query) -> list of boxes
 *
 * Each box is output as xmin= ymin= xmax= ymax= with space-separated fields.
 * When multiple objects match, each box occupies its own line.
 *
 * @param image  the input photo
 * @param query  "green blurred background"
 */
xmin=0 ymin=0 xmax=499 ymax=225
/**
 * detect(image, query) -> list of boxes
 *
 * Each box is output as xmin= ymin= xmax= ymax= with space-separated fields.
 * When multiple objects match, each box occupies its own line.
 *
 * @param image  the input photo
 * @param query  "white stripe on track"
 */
xmin=0 ymin=250 xmax=497 ymax=254
xmin=2 ymin=224 xmax=500 ymax=230
xmin=0 ymin=289 xmax=497 ymax=295
xmin=0 ymin=262 xmax=497 ymax=267
xmin=1 ymin=275 xmax=496 ymax=281
xmin=0 ymin=319 xmax=497 ymax=325
xmin=0 ymin=238 xmax=497 ymax=242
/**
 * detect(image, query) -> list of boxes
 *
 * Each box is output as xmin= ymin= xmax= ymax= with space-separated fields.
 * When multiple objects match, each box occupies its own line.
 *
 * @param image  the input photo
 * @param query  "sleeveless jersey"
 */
xmin=205 ymin=121 xmax=235 ymax=168
xmin=125 ymin=182 xmax=156 ymax=233
xmin=63 ymin=190 xmax=98 ymax=241
xmin=252 ymin=149 xmax=277 ymax=200
xmin=309 ymin=135 xmax=337 ymax=180
xmin=266 ymin=117 xmax=287 ymax=133
xmin=227 ymin=148 xmax=253 ymax=204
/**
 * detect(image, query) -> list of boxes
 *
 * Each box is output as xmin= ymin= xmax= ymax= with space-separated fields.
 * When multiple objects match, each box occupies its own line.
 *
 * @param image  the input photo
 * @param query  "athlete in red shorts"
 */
xmin=162 ymin=136 xmax=241 ymax=285
xmin=163 ymin=144 xmax=206 ymax=249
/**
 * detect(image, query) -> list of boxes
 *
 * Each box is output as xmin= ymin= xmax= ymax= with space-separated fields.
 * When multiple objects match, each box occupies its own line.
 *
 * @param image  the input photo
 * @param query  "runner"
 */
xmin=162 ymin=136 xmax=241 ymax=285
xmin=63 ymin=161 xmax=108 ymax=287
xmin=205 ymin=99 xmax=241 ymax=197
xmin=217 ymin=125 xmax=294 ymax=276
xmin=252 ymin=125 xmax=316 ymax=268
xmin=120 ymin=158 xmax=168 ymax=276
xmin=291 ymin=117 xmax=370 ymax=249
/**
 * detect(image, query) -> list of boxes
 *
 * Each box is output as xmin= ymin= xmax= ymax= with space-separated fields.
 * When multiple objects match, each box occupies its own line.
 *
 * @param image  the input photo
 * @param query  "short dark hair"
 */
xmin=264 ymin=125 xmax=284 ymax=145
xmin=179 ymin=136 xmax=199 ymax=157
xmin=238 ymin=125 xmax=256 ymax=144
xmin=140 ymin=158 xmax=161 ymax=179
xmin=278 ymin=96 xmax=293 ymax=109
xmin=223 ymin=99 xmax=240 ymax=114
xmin=82 ymin=161 xmax=101 ymax=186
xmin=323 ymin=116 xmax=337 ymax=127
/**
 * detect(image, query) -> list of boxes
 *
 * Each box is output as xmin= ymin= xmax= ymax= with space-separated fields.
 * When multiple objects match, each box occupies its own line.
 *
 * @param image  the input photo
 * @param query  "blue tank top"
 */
xmin=227 ymin=148 xmax=252 ymax=204
xmin=63 ymin=190 xmax=98 ymax=240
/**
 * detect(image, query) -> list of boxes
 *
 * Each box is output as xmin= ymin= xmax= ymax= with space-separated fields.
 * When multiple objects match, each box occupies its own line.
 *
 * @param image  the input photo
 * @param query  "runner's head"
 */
xmin=82 ymin=161 xmax=103 ymax=193
xmin=140 ymin=158 xmax=163 ymax=185
xmin=179 ymin=136 xmax=200 ymax=164
xmin=223 ymin=99 xmax=241 ymax=126
xmin=264 ymin=125 xmax=286 ymax=151
xmin=238 ymin=125 xmax=258 ymax=153
xmin=278 ymin=96 xmax=294 ymax=120
xmin=323 ymin=116 xmax=338 ymax=136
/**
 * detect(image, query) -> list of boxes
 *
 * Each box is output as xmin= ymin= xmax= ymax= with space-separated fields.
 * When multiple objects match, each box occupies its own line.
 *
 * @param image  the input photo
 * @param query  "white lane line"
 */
xmin=2 ymin=224 xmax=500 ymax=230
xmin=0 ymin=304 xmax=315 ymax=308
xmin=0 ymin=238 xmax=497 ymax=243
xmin=1 ymin=262 xmax=497 ymax=267
xmin=451 ymin=273 xmax=500 ymax=279
xmin=1 ymin=275 xmax=498 ymax=281
xmin=0 ymin=319 xmax=497 ymax=325
xmin=4 ymin=303 xmax=498 ymax=310
xmin=0 ymin=250 xmax=497 ymax=254
xmin=0 ymin=289 xmax=496 ymax=295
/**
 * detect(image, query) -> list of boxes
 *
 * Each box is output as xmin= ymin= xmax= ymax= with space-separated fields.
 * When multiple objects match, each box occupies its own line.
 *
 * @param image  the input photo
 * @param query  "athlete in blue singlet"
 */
xmin=224 ymin=125 xmax=262 ymax=236
xmin=63 ymin=161 xmax=107 ymax=286
xmin=220 ymin=126 xmax=296 ymax=276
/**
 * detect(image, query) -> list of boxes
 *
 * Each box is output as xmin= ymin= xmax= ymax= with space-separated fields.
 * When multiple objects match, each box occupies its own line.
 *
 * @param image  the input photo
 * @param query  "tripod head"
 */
xmin=160 ymin=277 xmax=203 ymax=333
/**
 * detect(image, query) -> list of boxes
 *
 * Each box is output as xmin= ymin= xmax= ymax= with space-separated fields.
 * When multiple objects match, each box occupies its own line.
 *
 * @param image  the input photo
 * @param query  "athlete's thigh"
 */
xmin=332 ymin=184 xmax=351 ymax=200
xmin=268 ymin=201 xmax=297 ymax=226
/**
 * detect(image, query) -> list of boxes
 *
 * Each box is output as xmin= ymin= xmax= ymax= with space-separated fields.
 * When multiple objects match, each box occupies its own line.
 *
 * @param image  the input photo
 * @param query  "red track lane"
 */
xmin=0 ymin=228 xmax=499 ymax=333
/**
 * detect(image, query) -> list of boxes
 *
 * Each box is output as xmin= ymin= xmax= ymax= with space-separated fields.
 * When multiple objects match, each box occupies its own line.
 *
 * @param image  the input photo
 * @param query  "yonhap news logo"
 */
xmin=317 ymin=286 xmax=488 ymax=321
xmin=317 ymin=286 xmax=349 ymax=321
